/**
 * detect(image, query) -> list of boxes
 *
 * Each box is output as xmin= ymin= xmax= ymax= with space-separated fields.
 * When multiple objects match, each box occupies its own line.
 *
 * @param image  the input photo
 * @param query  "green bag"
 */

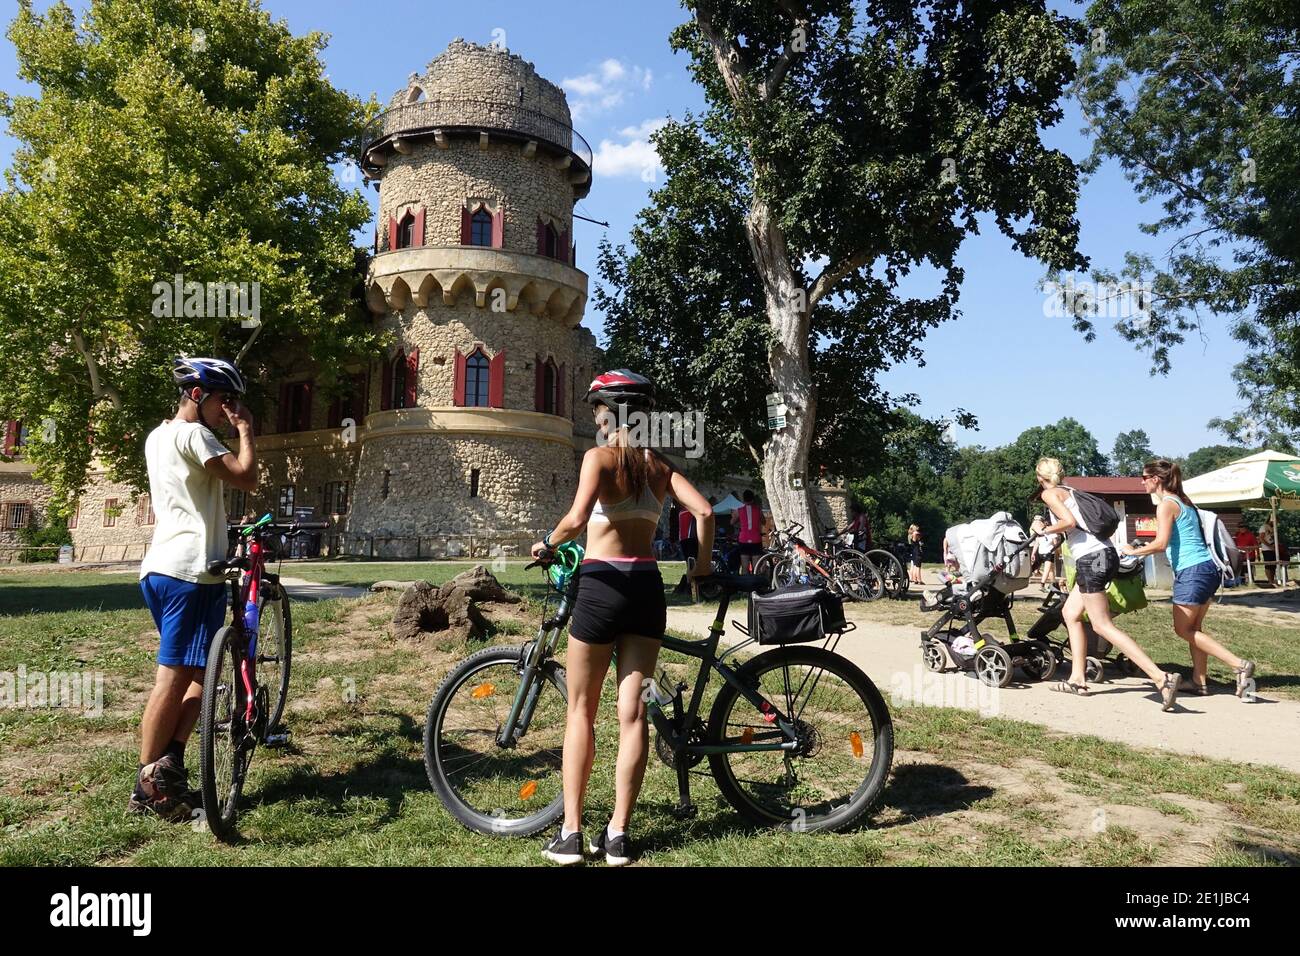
xmin=1061 ymin=542 xmax=1148 ymax=618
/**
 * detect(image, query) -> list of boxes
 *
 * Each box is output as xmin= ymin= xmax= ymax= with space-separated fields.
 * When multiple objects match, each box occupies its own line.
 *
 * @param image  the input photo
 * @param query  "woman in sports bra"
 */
xmin=531 ymin=369 xmax=714 ymax=866
xmin=1035 ymin=457 xmax=1180 ymax=709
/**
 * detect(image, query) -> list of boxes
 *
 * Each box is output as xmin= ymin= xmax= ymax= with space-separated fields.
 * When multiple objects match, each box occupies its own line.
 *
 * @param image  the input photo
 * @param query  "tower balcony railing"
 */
xmin=360 ymin=98 xmax=592 ymax=173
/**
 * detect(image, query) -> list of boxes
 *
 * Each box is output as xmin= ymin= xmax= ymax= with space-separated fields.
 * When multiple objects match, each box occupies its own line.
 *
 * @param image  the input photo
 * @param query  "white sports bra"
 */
xmin=589 ymin=450 xmax=667 ymax=525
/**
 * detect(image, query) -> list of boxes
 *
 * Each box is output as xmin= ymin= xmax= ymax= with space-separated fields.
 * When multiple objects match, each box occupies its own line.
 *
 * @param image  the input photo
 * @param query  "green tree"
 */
xmin=1111 ymin=428 xmax=1154 ymax=475
xmin=0 ymin=0 xmax=377 ymax=508
xmin=1069 ymin=0 xmax=1300 ymax=443
xmin=626 ymin=0 xmax=1086 ymax=532
xmin=1182 ymin=444 xmax=1252 ymax=479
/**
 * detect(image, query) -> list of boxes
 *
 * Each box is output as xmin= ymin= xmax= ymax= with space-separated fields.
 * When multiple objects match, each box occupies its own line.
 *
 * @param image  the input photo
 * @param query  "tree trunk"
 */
xmin=747 ymin=199 xmax=817 ymax=538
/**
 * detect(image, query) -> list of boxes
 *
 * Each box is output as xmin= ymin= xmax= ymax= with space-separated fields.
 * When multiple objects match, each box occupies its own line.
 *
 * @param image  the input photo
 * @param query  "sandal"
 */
xmin=1177 ymin=677 xmax=1209 ymax=696
xmin=1234 ymin=660 xmax=1256 ymax=698
xmin=1160 ymin=672 xmax=1179 ymax=712
xmin=1051 ymin=680 xmax=1090 ymax=696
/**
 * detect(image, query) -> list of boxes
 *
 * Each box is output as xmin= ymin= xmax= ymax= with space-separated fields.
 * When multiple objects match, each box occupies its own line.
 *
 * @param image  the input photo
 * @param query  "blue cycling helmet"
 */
xmin=173 ymin=357 xmax=246 ymax=398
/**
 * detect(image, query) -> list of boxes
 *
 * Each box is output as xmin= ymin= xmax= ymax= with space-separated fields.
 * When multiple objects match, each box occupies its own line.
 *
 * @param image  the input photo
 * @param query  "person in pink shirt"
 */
xmin=735 ymin=490 xmax=765 ymax=572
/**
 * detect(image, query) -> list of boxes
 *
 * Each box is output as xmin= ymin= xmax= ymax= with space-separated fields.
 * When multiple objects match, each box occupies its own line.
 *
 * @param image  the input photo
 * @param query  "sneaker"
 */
xmin=126 ymin=789 xmax=199 ymax=823
xmin=541 ymin=829 xmax=585 ymax=866
xmin=589 ymin=826 xmax=633 ymax=867
xmin=138 ymin=753 xmax=190 ymax=801
xmin=1235 ymin=660 xmax=1256 ymax=698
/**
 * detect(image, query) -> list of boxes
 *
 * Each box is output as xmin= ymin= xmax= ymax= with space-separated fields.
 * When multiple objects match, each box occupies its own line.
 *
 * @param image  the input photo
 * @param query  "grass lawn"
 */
xmin=1 ymin=565 xmax=1297 ymax=866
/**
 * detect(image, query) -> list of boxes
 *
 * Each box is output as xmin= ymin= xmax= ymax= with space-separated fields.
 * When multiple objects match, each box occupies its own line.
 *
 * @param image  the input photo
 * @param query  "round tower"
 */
xmin=347 ymin=40 xmax=602 ymax=557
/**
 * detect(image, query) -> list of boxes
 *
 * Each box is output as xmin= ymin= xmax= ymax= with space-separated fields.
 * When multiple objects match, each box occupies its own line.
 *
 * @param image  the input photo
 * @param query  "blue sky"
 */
xmin=0 ymin=0 xmax=1249 ymax=463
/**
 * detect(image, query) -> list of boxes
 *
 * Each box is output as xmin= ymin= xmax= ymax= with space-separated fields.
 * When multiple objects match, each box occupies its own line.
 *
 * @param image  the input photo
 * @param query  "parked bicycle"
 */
xmin=864 ymin=543 xmax=910 ymax=600
xmin=423 ymin=544 xmax=894 ymax=836
xmin=754 ymin=523 xmax=884 ymax=601
xmin=197 ymin=513 xmax=328 ymax=842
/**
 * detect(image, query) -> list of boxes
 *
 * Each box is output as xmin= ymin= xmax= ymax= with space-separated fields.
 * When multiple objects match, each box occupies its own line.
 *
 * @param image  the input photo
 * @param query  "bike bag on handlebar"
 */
xmin=748 ymin=583 xmax=847 ymax=645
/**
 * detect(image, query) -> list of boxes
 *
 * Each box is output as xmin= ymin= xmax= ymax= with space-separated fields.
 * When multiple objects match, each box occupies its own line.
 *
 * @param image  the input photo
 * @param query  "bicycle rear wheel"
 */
xmin=865 ymin=549 xmax=909 ymax=599
xmin=258 ymin=579 xmax=291 ymax=732
xmin=706 ymin=646 xmax=893 ymax=832
xmin=425 ymin=644 xmax=568 ymax=837
xmin=199 ymin=626 xmax=253 ymax=842
xmin=835 ymin=551 xmax=884 ymax=601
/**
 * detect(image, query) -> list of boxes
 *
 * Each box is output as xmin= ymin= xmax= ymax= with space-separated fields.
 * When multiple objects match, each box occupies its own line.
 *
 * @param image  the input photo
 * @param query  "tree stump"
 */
xmin=390 ymin=565 xmax=519 ymax=644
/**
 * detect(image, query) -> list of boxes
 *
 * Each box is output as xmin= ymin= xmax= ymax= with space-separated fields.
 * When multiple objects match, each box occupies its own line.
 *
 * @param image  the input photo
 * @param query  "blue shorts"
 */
xmin=1172 ymin=560 xmax=1221 ymax=606
xmin=140 ymin=573 xmax=227 ymax=668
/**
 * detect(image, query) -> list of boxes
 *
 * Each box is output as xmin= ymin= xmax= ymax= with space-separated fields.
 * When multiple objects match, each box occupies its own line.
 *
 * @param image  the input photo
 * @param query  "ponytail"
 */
xmin=1143 ymin=458 xmax=1191 ymax=506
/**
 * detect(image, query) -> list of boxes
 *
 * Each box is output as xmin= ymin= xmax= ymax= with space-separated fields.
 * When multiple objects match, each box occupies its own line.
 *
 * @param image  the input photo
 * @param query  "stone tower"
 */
xmin=348 ymin=40 xmax=603 ymax=557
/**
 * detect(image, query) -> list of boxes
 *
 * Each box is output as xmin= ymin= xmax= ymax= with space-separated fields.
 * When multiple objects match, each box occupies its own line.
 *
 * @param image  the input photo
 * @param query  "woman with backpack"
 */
xmin=1034 ymin=457 xmax=1181 ymax=709
xmin=1120 ymin=459 xmax=1256 ymax=697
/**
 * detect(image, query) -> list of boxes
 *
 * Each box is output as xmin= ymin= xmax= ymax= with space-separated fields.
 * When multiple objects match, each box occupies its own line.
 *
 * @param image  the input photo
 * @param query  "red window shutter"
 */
xmin=460 ymin=206 xmax=472 ymax=244
xmin=557 ymin=363 xmax=566 ymax=417
xmin=2 ymin=420 xmax=16 ymax=456
xmin=488 ymin=350 xmax=505 ymax=408
xmin=536 ymin=219 xmax=545 ymax=255
xmin=414 ymin=207 xmax=426 ymax=246
xmin=405 ymin=348 xmax=419 ymax=408
xmin=534 ymin=355 xmax=544 ymax=411
xmin=388 ymin=215 xmax=398 ymax=251
xmin=559 ymin=229 xmax=569 ymax=264
xmin=453 ymin=348 xmax=465 ymax=406
xmin=380 ymin=357 xmax=393 ymax=411
xmin=492 ymin=208 xmax=504 ymax=248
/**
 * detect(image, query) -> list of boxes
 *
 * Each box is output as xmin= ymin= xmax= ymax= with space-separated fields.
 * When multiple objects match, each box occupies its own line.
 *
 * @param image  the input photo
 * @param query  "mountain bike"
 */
xmin=423 ymin=550 xmax=893 ymax=836
xmin=197 ymin=513 xmax=328 ymax=842
xmin=865 ymin=546 xmax=910 ymax=599
xmin=754 ymin=523 xmax=884 ymax=601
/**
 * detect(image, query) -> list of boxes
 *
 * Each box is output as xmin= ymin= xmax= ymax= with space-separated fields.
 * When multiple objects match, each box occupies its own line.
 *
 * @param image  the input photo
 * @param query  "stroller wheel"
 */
xmin=1021 ymin=644 xmax=1057 ymax=683
xmin=1085 ymin=657 xmax=1106 ymax=684
xmin=923 ymin=640 xmax=947 ymax=673
xmin=975 ymin=645 xmax=1013 ymax=688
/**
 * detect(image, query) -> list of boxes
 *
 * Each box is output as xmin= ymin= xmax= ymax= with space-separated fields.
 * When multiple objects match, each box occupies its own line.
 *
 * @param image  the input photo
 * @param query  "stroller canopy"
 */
xmin=946 ymin=512 xmax=1032 ymax=593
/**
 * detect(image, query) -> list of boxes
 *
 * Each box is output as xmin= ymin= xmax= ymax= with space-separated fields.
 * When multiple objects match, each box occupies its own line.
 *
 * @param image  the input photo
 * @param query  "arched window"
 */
xmin=391 ymin=351 xmax=407 ymax=409
xmin=397 ymin=211 xmax=416 ymax=250
xmin=542 ymin=359 xmax=558 ymax=414
xmin=470 ymin=207 xmax=493 ymax=247
xmin=465 ymin=350 xmax=490 ymax=407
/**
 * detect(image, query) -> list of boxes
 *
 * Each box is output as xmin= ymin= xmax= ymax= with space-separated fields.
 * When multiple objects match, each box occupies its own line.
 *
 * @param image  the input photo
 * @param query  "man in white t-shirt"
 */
xmin=130 ymin=358 xmax=258 ymax=820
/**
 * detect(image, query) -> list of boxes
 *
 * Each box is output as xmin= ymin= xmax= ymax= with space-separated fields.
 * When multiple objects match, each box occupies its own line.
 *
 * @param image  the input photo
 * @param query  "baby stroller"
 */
xmin=919 ymin=512 xmax=1057 ymax=687
xmin=1026 ymin=548 xmax=1148 ymax=682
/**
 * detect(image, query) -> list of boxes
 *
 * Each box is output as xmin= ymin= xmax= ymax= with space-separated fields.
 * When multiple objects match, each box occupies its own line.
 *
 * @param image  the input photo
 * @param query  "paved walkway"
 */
xmin=664 ymin=598 xmax=1300 ymax=774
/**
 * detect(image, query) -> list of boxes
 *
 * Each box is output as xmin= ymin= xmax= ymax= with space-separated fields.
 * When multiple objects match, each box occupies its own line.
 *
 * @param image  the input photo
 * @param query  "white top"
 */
xmin=589 ymin=450 xmax=665 ymax=525
xmin=139 ymin=420 xmax=231 ymax=584
xmin=1062 ymin=491 xmax=1107 ymax=559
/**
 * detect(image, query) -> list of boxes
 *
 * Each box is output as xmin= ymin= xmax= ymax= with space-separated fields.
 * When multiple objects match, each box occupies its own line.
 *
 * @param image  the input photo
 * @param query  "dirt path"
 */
xmin=666 ymin=601 xmax=1300 ymax=774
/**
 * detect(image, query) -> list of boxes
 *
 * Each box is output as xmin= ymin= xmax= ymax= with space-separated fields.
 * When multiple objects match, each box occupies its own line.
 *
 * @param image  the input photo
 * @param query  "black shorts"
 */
xmin=680 ymin=539 xmax=698 ymax=563
xmin=1075 ymin=546 xmax=1118 ymax=594
xmin=569 ymin=559 xmax=667 ymax=645
xmin=737 ymin=541 xmax=763 ymax=556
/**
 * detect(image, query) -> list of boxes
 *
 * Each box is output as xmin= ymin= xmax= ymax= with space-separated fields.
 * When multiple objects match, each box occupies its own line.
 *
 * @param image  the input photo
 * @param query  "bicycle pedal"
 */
xmin=669 ymin=804 xmax=698 ymax=820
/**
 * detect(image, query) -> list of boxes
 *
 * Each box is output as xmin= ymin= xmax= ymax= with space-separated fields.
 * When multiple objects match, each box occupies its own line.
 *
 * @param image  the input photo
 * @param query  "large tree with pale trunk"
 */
xmin=648 ymin=0 xmax=1088 ymax=532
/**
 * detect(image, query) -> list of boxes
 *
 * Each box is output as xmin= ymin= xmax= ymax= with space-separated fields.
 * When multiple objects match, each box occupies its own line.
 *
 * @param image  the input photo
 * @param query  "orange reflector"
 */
xmin=519 ymin=780 xmax=538 ymax=800
xmin=740 ymin=727 xmax=754 ymax=745
xmin=471 ymin=683 xmax=495 ymax=699
xmin=850 ymin=731 xmax=864 ymax=759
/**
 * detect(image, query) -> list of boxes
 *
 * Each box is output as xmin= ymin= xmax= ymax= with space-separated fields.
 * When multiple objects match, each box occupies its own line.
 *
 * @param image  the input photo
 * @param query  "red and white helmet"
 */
xmin=583 ymin=369 xmax=655 ymax=410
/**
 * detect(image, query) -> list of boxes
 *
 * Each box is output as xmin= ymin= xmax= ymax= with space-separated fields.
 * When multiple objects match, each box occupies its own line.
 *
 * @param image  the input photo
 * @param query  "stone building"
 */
xmin=24 ymin=40 xmax=847 ymax=564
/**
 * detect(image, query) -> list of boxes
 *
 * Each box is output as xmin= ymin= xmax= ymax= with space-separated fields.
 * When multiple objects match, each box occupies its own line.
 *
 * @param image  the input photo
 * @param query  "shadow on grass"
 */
xmin=877 ymin=762 xmax=996 ymax=825
xmin=0 ymin=580 xmax=146 ymax=616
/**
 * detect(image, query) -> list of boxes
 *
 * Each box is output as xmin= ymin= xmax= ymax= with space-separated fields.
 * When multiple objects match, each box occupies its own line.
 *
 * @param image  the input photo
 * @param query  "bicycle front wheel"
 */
xmin=199 ymin=626 xmax=253 ymax=842
xmin=706 ymin=646 xmax=893 ymax=832
xmin=424 ymin=644 xmax=568 ymax=837
xmin=835 ymin=551 xmax=884 ymax=601
xmin=258 ymin=579 xmax=292 ymax=732
xmin=865 ymin=549 xmax=909 ymax=599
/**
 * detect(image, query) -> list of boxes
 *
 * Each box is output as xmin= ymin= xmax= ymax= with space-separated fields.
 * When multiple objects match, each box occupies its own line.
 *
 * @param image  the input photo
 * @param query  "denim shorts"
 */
xmin=1075 ymin=547 xmax=1118 ymax=594
xmin=1173 ymin=559 xmax=1221 ymax=606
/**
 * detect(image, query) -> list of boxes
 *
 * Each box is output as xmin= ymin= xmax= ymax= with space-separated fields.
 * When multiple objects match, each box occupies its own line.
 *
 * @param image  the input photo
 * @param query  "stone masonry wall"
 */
xmin=0 ymin=469 xmax=54 ymax=560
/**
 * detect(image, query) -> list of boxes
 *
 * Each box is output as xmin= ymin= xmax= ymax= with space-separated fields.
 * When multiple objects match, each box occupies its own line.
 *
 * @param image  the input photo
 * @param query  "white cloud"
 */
xmin=562 ymin=59 xmax=653 ymax=121
xmin=592 ymin=118 xmax=668 ymax=183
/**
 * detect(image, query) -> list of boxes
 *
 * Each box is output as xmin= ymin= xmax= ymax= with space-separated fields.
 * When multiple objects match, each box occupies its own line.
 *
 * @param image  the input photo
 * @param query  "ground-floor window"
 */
xmin=325 ymin=480 xmax=349 ymax=515
xmin=2 ymin=501 xmax=29 ymax=531
xmin=103 ymin=499 xmax=119 ymax=527
xmin=279 ymin=485 xmax=295 ymax=518
xmin=470 ymin=468 xmax=481 ymax=498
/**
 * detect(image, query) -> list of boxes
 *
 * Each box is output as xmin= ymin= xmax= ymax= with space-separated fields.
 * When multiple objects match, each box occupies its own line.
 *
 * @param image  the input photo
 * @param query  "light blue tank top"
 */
xmin=1162 ymin=496 xmax=1213 ymax=573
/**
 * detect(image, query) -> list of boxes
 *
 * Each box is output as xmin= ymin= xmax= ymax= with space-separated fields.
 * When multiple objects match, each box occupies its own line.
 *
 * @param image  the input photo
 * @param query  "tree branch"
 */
xmin=70 ymin=327 xmax=123 ymax=409
xmin=764 ymin=1 xmax=809 ymax=100
xmin=693 ymin=5 xmax=752 ymax=106
xmin=810 ymin=250 xmax=875 ymax=307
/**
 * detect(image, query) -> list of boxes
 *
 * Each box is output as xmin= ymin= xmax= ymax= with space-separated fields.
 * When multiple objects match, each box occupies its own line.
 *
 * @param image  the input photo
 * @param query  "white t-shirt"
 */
xmin=139 ymin=420 xmax=231 ymax=584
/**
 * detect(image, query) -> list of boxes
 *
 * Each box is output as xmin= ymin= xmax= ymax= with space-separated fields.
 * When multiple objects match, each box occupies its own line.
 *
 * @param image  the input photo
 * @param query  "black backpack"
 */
xmin=1063 ymin=486 xmax=1120 ymax=540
